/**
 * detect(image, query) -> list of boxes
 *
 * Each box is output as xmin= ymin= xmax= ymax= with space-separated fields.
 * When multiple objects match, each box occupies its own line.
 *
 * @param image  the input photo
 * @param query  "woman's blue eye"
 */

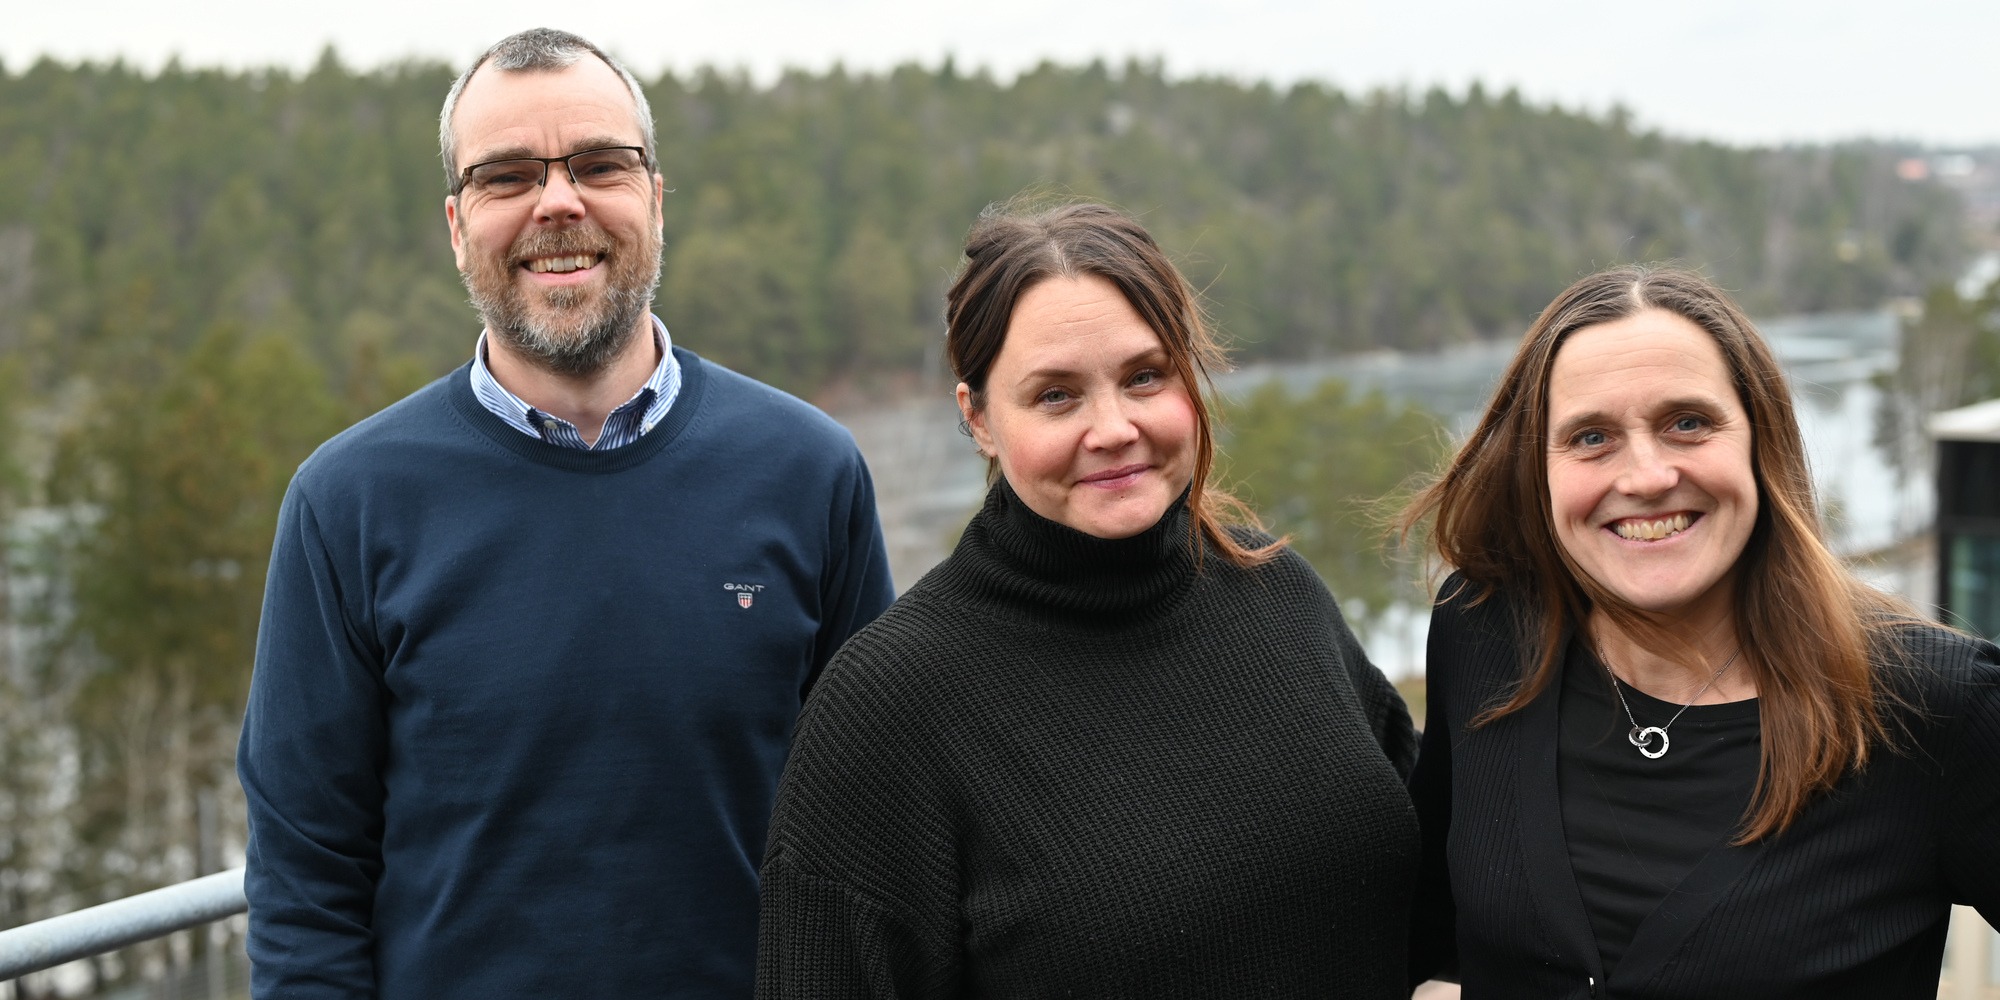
xmin=1039 ymin=389 xmax=1071 ymax=405
xmin=1132 ymin=370 xmax=1158 ymax=386
xmin=1673 ymin=415 xmax=1704 ymax=432
xmin=1577 ymin=430 xmax=1607 ymax=447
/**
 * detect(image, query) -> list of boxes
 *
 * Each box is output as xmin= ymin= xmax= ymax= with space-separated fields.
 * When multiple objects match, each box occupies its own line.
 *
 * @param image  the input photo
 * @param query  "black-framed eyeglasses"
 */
xmin=455 ymin=146 xmax=650 ymax=199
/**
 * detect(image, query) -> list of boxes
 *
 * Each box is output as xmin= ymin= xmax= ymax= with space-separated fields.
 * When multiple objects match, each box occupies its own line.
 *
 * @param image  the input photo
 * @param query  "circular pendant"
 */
xmin=1630 ymin=726 xmax=1670 ymax=759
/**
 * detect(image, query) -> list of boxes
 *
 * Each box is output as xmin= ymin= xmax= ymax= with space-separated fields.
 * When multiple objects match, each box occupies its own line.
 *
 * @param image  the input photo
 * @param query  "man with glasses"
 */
xmin=237 ymin=28 xmax=894 ymax=999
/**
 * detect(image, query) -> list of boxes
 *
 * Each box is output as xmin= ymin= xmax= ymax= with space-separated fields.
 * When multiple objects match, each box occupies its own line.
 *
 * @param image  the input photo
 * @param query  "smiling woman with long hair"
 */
xmin=754 ymin=202 xmax=1420 ymax=998
xmin=1401 ymin=264 xmax=2000 ymax=999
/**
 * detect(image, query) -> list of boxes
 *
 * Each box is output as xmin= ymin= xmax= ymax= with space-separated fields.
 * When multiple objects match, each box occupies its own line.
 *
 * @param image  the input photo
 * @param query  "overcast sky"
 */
xmin=8 ymin=0 xmax=1995 ymax=147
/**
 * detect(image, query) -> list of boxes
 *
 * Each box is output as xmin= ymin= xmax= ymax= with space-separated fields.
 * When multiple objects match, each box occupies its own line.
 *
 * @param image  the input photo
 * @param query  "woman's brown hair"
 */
xmin=945 ymin=200 xmax=1278 ymax=568
xmin=1401 ymin=263 xmax=1909 ymax=842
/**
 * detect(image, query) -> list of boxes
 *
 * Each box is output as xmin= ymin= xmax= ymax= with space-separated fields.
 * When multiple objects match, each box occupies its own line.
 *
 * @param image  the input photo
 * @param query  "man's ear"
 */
xmin=956 ymin=382 xmax=994 ymax=458
xmin=446 ymin=195 xmax=467 ymax=271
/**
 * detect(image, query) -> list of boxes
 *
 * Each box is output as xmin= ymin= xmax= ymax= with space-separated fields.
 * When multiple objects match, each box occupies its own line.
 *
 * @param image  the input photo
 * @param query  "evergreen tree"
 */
xmin=1221 ymin=379 xmax=1445 ymax=632
xmin=1876 ymin=277 xmax=2000 ymax=480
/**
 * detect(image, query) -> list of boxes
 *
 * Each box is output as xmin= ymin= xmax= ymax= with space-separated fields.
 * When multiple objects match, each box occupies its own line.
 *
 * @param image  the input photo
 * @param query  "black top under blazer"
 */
xmin=1409 ymin=575 xmax=2000 ymax=1000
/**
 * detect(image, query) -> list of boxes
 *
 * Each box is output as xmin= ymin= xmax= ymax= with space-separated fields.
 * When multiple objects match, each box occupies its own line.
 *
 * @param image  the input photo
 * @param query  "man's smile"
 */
xmin=523 ymin=253 xmax=602 ymax=274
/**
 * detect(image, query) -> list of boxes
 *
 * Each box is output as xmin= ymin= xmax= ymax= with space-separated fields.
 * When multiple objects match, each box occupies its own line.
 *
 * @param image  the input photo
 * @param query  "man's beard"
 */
xmin=460 ymin=215 xmax=664 ymax=379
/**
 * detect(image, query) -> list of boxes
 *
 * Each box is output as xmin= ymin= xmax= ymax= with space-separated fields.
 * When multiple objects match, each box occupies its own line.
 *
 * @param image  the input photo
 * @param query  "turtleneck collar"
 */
xmin=925 ymin=476 xmax=1201 ymax=626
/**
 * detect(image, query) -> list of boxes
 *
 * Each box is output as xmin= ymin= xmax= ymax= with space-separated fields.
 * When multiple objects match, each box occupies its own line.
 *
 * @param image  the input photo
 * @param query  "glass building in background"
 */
xmin=1933 ymin=399 xmax=2000 ymax=639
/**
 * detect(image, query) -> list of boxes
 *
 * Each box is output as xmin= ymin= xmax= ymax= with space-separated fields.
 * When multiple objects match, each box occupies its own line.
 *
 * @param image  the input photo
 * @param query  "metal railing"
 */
xmin=0 ymin=868 xmax=246 ymax=983
xmin=1 ymin=868 xmax=1992 ymax=998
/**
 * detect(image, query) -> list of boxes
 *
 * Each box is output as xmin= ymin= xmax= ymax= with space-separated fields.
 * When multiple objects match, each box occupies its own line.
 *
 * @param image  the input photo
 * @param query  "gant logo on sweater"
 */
xmin=724 ymin=582 xmax=765 ymax=609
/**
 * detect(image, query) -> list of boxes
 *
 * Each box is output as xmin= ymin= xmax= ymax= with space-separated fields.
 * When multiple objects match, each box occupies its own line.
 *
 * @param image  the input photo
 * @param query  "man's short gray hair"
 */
xmin=439 ymin=28 xmax=657 ymax=193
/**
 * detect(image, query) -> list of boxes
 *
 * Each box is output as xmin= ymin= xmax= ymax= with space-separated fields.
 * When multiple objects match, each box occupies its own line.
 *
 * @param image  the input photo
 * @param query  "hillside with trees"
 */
xmin=0 ymin=52 xmax=1970 ymax=401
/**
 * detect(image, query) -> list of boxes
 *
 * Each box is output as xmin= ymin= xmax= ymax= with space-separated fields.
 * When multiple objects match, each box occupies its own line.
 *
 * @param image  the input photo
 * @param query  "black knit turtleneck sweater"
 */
xmin=756 ymin=480 xmax=1420 ymax=999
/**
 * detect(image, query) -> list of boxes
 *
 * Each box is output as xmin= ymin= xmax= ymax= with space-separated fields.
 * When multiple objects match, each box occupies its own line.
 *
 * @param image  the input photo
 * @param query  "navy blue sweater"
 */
xmin=239 ymin=347 xmax=895 ymax=999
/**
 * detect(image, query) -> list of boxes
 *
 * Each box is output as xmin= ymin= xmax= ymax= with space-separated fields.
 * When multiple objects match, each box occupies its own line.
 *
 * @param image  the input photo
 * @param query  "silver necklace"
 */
xmin=1601 ymin=647 xmax=1741 ymax=759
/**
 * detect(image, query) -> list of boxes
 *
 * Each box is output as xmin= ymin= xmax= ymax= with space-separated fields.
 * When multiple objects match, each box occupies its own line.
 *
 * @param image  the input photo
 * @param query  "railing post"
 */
xmin=1944 ymin=908 xmax=1992 ymax=1000
xmin=1949 ymin=905 xmax=1991 ymax=1000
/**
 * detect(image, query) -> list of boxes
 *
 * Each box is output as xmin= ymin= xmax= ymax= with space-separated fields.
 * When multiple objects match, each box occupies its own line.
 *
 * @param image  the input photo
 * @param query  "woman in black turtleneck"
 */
xmin=755 ymin=203 xmax=1420 ymax=999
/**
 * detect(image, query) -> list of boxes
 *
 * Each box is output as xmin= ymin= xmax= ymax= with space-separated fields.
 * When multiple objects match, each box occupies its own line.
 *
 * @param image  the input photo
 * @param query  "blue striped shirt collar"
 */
xmin=468 ymin=316 xmax=682 ymax=451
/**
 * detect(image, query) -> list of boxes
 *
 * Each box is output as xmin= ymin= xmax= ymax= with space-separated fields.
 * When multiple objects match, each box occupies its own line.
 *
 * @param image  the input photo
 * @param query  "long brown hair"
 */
xmin=945 ymin=200 xmax=1279 ymax=568
xmin=1401 ymin=263 xmax=1908 ymax=842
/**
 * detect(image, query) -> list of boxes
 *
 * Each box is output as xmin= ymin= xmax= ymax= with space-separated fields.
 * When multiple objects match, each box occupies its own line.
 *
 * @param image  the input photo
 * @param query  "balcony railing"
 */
xmin=2 ymin=870 xmax=1994 ymax=999
xmin=0 ymin=868 xmax=246 ymax=988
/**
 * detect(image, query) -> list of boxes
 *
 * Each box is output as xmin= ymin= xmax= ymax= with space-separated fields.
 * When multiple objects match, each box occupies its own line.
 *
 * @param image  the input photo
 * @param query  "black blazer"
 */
xmin=1409 ymin=576 xmax=2000 ymax=1000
